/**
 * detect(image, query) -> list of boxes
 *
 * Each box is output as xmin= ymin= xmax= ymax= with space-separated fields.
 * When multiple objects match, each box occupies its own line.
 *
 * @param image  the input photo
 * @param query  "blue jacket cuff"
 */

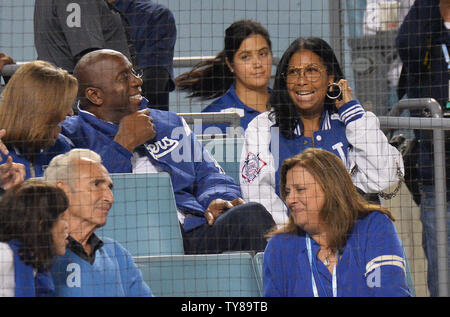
xmin=338 ymin=99 xmax=365 ymax=125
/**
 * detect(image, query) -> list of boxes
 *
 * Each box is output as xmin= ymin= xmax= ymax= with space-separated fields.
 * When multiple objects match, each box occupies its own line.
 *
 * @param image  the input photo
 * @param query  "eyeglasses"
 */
xmin=118 ymin=68 xmax=143 ymax=82
xmin=282 ymin=64 xmax=325 ymax=83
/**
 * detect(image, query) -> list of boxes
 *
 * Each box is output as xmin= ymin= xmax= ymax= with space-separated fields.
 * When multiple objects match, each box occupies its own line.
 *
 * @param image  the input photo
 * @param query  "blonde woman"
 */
xmin=263 ymin=148 xmax=411 ymax=297
xmin=0 ymin=60 xmax=77 ymax=178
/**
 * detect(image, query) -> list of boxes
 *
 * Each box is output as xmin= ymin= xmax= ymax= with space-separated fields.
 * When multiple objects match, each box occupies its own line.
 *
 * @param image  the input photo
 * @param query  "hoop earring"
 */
xmin=326 ymin=83 xmax=342 ymax=100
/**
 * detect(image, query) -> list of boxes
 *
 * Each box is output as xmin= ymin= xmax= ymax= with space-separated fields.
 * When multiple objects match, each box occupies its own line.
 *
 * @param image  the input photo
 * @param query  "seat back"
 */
xmin=98 ymin=172 xmax=184 ymax=256
xmin=134 ymin=252 xmax=261 ymax=297
xmin=201 ymin=137 xmax=244 ymax=184
xmin=253 ymin=252 xmax=264 ymax=296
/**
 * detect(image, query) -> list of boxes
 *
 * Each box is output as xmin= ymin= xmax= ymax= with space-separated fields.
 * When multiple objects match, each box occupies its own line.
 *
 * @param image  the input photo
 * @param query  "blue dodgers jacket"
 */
xmin=200 ymin=85 xmax=267 ymax=134
xmin=60 ymin=102 xmax=242 ymax=232
xmin=240 ymin=100 xmax=404 ymax=226
xmin=0 ymin=135 xmax=72 ymax=179
xmin=263 ymin=212 xmax=412 ymax=297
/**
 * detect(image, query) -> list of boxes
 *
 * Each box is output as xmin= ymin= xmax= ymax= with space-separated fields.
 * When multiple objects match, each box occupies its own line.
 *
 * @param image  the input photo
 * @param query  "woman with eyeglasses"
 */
xmin=239 ymin=37 xmax=404 ymax=227
xmin=176 ymin=20 xmax=273 ymax=135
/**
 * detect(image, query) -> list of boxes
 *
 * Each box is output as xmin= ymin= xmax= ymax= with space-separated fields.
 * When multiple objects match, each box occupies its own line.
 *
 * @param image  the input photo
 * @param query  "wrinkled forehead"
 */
xmin=74 ymin=159 xmax=111 ymax=183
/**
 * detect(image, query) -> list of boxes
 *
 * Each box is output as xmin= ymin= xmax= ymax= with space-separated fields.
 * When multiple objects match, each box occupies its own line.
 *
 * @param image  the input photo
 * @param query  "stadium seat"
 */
xmin=201 ymin=137 xmax=244 ymax=184
xmin=98 ymin=172 xmax=184 ymax=256
xmin=252 ymin=252 xmax=264 ymax=296
xmin=134 ymin=252 xmax=261 ymax=297
xmin=178 ymin=112 xmax=241 ymax=136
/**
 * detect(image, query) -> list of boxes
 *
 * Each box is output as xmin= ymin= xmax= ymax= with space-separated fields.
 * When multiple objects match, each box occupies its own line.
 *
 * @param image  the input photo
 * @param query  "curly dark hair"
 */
xmin=269 ymin=37 xmax=344 ymax=138
xmin=0 ymin=179 xmax=69 ymax=271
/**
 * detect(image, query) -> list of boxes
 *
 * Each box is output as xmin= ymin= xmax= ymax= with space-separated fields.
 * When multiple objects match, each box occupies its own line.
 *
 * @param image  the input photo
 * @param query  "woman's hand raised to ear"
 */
xmin=333 ymin=79 xmax=355 ymax=109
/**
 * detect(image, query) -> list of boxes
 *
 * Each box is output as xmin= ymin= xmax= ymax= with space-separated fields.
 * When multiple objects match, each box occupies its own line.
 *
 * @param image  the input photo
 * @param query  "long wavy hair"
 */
xmin=175 ymin=19 xmax=272 ymax=100
xmin=269 ymin=37 xmax=344 ymax=138
xmin=0 ymin=179 xmax=69 ymax=271
xmin=267 ymin=148 xmax=394 ymax=253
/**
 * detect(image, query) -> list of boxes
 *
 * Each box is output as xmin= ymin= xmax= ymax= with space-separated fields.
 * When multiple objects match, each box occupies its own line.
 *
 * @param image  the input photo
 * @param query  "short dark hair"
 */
xmin=269 ymin=37 xmax=344 ymax=138
xmin=0 ymin=179 xmax=69 ymax=271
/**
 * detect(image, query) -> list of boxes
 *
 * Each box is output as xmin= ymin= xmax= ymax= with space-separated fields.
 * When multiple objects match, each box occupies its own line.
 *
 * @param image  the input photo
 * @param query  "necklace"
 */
xmin=323 ymin=249 xmax=332 ymax=267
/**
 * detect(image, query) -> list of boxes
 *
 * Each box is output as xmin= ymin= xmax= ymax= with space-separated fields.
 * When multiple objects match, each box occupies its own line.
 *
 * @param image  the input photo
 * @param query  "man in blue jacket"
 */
xmin=61 ymin=49 xmax=275 ymax=254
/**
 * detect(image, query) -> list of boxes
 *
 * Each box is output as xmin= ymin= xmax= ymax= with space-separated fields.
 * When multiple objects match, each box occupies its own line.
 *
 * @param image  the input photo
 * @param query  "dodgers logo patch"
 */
xmin=241 ymin=152 xmax=267 ymax=183
xmin=145 ymin=136 xmax=179 ymax=160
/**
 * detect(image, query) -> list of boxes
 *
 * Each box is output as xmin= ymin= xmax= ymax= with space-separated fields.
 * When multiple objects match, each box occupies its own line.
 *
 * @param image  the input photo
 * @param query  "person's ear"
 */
xmin=327 ymin=74 xmax=335 ymax=85
xmin=85 ymin=87 xmax=103 ymax=106
xmin=56 ymin=181 xmax=71 ymax=197
xmin=225 ymin=57 xmax=234 ymax=73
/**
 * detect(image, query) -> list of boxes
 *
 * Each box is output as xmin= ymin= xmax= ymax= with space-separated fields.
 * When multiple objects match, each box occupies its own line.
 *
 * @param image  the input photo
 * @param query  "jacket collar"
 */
xmin=77 ymin=98 xmax=150 ymax=137
xmin=294 ymin=109 xmax=332 ymax=136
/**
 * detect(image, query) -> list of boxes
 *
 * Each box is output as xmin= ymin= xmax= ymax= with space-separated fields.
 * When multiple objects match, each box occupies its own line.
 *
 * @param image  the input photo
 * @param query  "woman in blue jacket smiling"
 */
xmin=263 ymin=148 xmax=411 ymax=297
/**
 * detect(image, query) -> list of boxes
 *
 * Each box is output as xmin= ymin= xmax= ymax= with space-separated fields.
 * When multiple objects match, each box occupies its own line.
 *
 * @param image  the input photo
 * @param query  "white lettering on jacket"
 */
xmin=66 ymin=263 xmax=81 ymax=288
xmin=66 ymin=3 xmax=81 ymax=28
xmin=145 ymin=136 xmax=180 ymax=160
xmin=332 ymin=142 xmax=346 ymax=166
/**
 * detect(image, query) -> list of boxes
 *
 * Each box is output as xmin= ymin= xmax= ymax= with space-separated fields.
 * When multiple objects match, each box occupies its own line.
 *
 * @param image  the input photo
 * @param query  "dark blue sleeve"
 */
xmin=362 ymin=212 xmax=412 ymax=297
xmin=263 ymin=236 xmax=285 ymax=297
xmin=60 ymin=120 xmax=133 ymax=174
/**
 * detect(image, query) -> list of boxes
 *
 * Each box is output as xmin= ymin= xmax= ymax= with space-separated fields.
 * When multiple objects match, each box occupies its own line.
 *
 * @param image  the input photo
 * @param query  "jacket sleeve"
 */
xmin=95 ymin=139 xmax=134 ymax=174
xmin=239 ymin=113 xmax=289 ymax=227
xmin=60 ymin=121 xmax=134 ymax=174
xmin=362 ymin=212 xmax=412 ymax=297
xmin=182 ymin=118 xmax=242 ymax=210
xmin=341 ymin=101 xmax=405 ymax=193
xmin=114 ymin=241 xmax=153 ymax=297
xmin=263 ymin=236 xmax=286 ymax=297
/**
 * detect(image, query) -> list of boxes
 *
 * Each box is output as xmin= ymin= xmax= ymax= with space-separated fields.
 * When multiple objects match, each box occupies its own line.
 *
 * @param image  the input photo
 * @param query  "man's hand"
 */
xmin=0 ymin=53 xmax=15 ymax=73
xmin=205 ymin=198 xmax=245 ymax=226
xmin=113 ymin=109 xmax=156 ymax=152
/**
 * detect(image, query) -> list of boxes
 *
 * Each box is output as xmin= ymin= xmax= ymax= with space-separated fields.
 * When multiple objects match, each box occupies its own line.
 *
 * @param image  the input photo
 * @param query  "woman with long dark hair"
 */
xmin=0 ymin=180 xmax=69 ymax=297
xmin=176 ymin=20 xmax=273 ymax=134
xmin=239 ymin=37 xmax=404 ymax=226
